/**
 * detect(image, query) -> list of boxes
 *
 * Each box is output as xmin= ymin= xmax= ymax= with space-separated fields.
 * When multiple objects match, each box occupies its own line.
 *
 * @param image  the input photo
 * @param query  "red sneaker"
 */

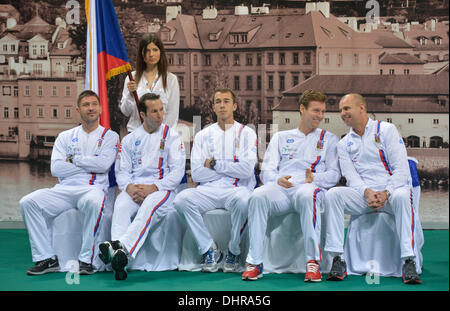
xmin=304 ymin=260 xmax=322 ymax=282
xmin=242 ymin=263 xmax=263 ymax=281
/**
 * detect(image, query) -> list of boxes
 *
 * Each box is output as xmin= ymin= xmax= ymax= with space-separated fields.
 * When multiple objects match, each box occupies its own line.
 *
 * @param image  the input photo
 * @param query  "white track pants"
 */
xmin=173 ymin=186 xmax=250 ymax=256
xmin=245 ymin=183 xmax=324 ymax=265
xmin=19 ymin=184 xmax=106 ymax=263
xmin=324 ymin=186 xmax=417 ymax=259
xmin=112 ymin=190 xmax=174 ymax=259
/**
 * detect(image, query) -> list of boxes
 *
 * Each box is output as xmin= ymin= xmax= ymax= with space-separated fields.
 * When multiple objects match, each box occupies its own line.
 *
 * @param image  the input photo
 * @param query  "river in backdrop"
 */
xmin=0 ymin=161 xmax=448 ymax=228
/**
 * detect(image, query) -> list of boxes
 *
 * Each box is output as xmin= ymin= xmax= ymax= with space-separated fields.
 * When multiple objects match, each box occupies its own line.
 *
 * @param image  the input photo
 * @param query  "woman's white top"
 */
xmin=120 ymin=71 xmax=180 ymax=132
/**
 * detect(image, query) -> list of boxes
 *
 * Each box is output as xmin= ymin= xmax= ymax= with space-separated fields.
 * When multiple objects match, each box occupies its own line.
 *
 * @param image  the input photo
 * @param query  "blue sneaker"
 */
xmin=223 ymin=250 xmax=239 ymax=273
xmin=201 ymin=243 xmax=223 ymax=273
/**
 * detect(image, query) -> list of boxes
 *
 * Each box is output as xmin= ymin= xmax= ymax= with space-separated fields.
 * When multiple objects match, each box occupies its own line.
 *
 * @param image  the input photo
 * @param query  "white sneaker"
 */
xmin=223 ymin=250 xmax=239 ymax=273
xmin=201 ymin=243 xmax=223 ymax=273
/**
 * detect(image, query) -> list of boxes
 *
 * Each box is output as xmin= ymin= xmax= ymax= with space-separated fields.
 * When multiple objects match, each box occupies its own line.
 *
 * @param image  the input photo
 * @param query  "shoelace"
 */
xmin=306 ymin=262 xmax=319 ymax=273
xmin=38 ymin=258 xmax=54 ymax=266
xmin=204 ymin=250 xmax=215 ymax=264
xmin=225 ymin=253 xmax=237 ymax=264
xmin=245 ymin=264 xmax=260 ymax=272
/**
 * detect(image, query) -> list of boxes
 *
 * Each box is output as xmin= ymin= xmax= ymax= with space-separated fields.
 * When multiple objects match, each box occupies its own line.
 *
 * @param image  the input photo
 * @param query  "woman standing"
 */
xmin=120 ymin=33 xmax=180 ymax=132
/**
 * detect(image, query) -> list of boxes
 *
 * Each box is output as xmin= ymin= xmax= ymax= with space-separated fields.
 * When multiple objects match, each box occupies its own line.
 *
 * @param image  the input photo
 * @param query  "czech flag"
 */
xmin=85 ymin=0 xmax=132 ymax=128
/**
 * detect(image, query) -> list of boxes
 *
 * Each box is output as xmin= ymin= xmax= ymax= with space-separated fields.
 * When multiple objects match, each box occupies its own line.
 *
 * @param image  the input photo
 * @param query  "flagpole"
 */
xmin=126 ymin=70 xmax=142 ymax=122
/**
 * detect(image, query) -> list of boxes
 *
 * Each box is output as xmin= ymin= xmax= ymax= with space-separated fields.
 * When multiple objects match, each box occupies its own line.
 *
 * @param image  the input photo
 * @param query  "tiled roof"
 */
xmin=379 ymin=52 xmax=425 ymax=64
xmin=165 ymin=10 xmax=381 ymax=51
xmin=282 ymin=73 xmax=449 ymax=96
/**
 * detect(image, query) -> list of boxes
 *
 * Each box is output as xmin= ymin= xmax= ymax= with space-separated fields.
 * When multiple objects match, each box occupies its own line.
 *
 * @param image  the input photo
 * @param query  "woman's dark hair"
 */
xmin=135 ymin=33 xmax=168 ymax=90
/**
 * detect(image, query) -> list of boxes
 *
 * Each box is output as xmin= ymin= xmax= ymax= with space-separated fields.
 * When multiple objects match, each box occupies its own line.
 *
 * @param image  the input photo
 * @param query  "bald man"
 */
xmin=324 ymin=93 xmax=422 ymax=285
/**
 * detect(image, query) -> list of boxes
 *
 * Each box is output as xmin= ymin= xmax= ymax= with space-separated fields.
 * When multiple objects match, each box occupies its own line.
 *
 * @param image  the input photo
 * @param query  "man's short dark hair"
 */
xmin=213 ymin=88 xmax=236 ymax=104
xmin=298 ymin=89 xmax=327 ymax=110
xmin=138 ymin=93 xmax=161 ymax=114
xmin=77 ymin=90 xmax=100 ymax=107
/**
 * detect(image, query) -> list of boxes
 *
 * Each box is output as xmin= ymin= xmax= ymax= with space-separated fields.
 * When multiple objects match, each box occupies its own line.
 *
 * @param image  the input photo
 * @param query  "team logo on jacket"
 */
xmin=286 ymin=139 xmax=294 ymax=143
xmin=72 ymin=137 xmax=78 ymax=142
xmin=316 ymin=140 xmax=324 ymax=150
xmin=374 ymin=134 xmax=380 ymax=143
xmin=135 ymin=140 xmax=141 ymax=146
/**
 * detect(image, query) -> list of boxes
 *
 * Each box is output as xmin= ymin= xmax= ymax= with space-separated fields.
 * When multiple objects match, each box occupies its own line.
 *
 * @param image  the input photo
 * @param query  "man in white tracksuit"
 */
xmin=242 ymin=90 xmax=340 ymax=282
xmin=99 ymin=92 xmax=185 ymax=281
xmin=324 ymin=93 xmax=422 ymax=285
xmin=173 ymin=88 xmax=258 ymax=273
xmin=20 ymin=90 xmax=119 ymax=275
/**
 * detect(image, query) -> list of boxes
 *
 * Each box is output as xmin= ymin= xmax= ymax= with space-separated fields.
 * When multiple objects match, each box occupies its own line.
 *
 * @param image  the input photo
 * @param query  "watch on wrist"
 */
xmin=384 ymin=190 xmax=391 ymax=200
xmin=209 ymin=159 xmax=216 ymax=170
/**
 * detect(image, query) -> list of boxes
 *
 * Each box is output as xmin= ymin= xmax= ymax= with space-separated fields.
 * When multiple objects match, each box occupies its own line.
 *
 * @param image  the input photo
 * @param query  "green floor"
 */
xmin=0 ymin=229 xmax=448 ymax=291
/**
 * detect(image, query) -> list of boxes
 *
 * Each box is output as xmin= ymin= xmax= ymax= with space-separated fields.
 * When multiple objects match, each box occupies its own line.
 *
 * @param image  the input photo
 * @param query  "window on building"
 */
xmin=389 ymin=69 xmax=395 ymax=75
xmin=337 ymin=53 xmax=343 ymax=66
xmin=292 ymin=75 xmax=299 ymax=87
xmin=433 ymin=119 xmax=439 ymax=125
xmin=65 ymin=86 xmax=71 ymax=96
xmin=324 ymin=53 xmax=329 ymax=65
xmin=26 ymin=130 xmax=31 ymax=141
xmin=194 ymin=74 xmax=198 ymax=90
xmin=25 ymin=85 xmax=30 ymax=96
xmin=33 ymin=63 xmax=43 ymax=75
xmin=303 ymin=71 xmax=312 ymax=80
xmin=193 ymin=54 xmax=198 ymax=66
xmin=408 ymin=118 xmax=414 ymax=124
xmin=38 ymin=86 xmax=43 ymax=97
xmin=2 ymin=44 xmax=7 ymax=52
xmin=168 ymin=54 xmax=174 ymax=65
xmin=65 ymin=109 xmax=71 ymax=118
xmin=353 ymin=53 xmax=359 ymax=65
xmin=40 ymin=45 xmax=45 ymax=56
xmin=387 ymin=118 xmax=392 ymax=123
xmin=52 ymin=86 xmax=57 ymax=96
xmin=304 ymin=52 xmax=311 ymax=65
xmin=257 ymin=53 xmax=262 ymax=66
xmin=3 ymin=107 xmax=9 ymax=118
xmin=38 ymin=107 xmax=44 ymax=118
xmin=257 ymin=75 xmax=262 ymax=90
xmin=2 ymin=86 xmax=11 ymax=96
xmin=279 ymin=53 xmax=285 ymax=65
xmin=204 ymin=75 xmax=211 ymax=90
xmin=233 ymin=54 xmax=240 ymax=66
xmin=204 ymin=54 xmax=211 ymax=66
xmin=404 ymin=69 xmax=410 ymax=75
xmin=234 ymin=76 xmax=240 ymax=90
xmin=178 ymin=75 xmax=184 ymax=90
xmin=25 ymin=107 xmax=31 ymax=117
xmin=177 ymin=54 xmax=184 ymax=66
xmin=279 ymin=75 xmax=285 ymax=90
xmin=367 ymin=54 xmax=372 ymax=65
xmin=246 ymin=54 xmax=253 ymax=66
xmin=267 ymin=98 xmax=274 ymax=112
xmin=267 ymin=75 xmax=274 ymax=90
xmin=246 ymin=76 xmax=253 ymax=90
xmin=14 ymin=107 xmax=18 ymax=119
xmin=293 ymin=52 xmax=299 ymax=65
xmin=52 ymin=108 xmax=58 ymax=118
xmin=285 ymin=118 xmax=290 ymax=124
xmin=257 ymin=100 xmax=261 ymax=111
xmin=324 ymin=118 xmax=329 ymax=124
xmin=10 ymin=44 xmax=15 ymax=52
xmin=13 ymin=86 xmax=18 ymax=97
xmin=268 ymin=53 xmax=274 ymax=65
xmin=380 ymin=69 xmax=383 ymax=75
